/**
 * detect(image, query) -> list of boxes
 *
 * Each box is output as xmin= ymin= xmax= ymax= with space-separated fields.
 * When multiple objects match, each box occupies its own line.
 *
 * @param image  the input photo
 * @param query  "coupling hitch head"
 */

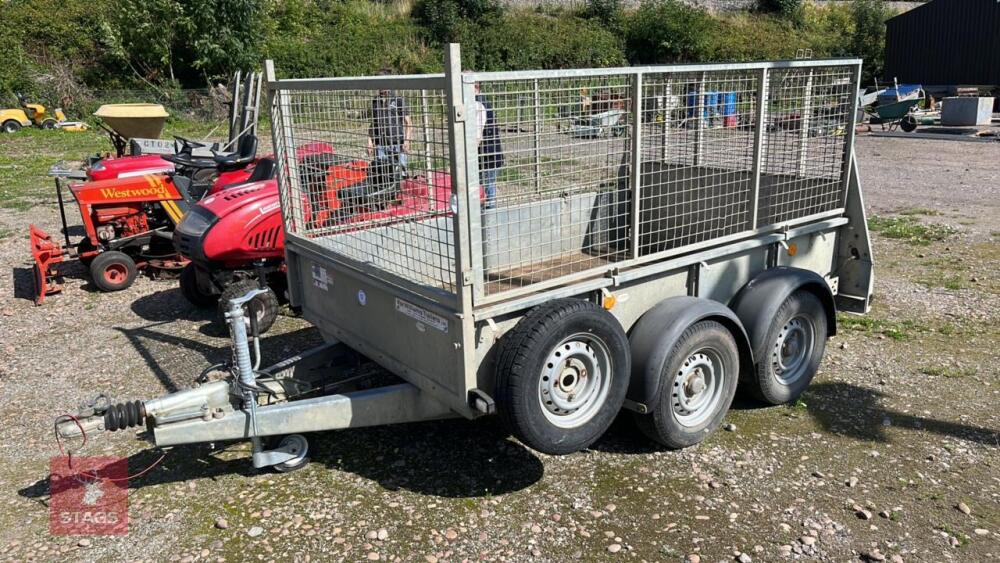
xmin=56 ymin=394 xmax=146 ymax=439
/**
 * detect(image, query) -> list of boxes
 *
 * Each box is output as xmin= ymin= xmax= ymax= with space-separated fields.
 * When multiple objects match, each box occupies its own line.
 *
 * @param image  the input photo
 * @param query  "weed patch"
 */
xmin=868 ymin=215 xmax=956 ymax=246
xmin=919 ymin=366 xmax=976 ymax=379
xmin=838 ymin=314 xmax=927 ymax=341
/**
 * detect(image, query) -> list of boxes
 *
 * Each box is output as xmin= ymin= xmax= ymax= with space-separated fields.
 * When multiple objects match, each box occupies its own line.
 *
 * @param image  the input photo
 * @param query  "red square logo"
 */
xmin=50 ymin=456 xmax=129 ymax=536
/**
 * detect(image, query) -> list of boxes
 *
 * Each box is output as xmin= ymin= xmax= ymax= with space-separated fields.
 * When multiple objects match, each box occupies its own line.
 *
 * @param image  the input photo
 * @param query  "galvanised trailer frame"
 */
xmin=58 ymin=44 xmax=873 ymax=468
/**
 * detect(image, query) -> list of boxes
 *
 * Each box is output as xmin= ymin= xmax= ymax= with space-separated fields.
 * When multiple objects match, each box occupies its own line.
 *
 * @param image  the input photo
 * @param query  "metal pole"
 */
xmin=694 ymin=71 xmax=707 ymax=167
xmin=265 ymin=60 xmax=304 ymax=235
xmin=420 ymin=89 xmax=434 ymax=209
xmin=533 ymin=78 xmax=542 ymax=194
xmin=839 ymin=63 xmax=863 ymax=209
xmin=444 ymin=43 xmax=482 ymax=396
xmin=229 ymin=70 xmax=241 ymax=144
xmin=660 ymin=81 xmax=671 ymax=162
xmin=798 ymin=69 xmax=814 ymax=177
xmin=750 ymin=68 xmax=768 ymax=230
xmin=629 ymin=71 xmax=644 ymax=260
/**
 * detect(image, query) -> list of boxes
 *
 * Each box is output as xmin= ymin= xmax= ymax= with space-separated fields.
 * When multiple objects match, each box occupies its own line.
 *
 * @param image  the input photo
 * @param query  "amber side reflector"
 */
xmin=787 ymin=242 xmax=798 ymax=257
xmin=602 ymin=294 xmax=617 ymax=310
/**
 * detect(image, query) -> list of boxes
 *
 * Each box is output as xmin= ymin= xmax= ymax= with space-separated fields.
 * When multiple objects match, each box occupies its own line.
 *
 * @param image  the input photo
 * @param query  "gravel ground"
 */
xmin=0 ymin=134 xmax=997 ymax=562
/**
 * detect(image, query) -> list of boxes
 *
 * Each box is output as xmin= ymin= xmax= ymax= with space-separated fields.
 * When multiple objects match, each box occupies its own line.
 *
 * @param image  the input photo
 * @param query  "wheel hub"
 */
xmin=538 ymin=335 xmax=613 ymax=429
xmin=771 ymin=316 xmax=815 ymax=385
xmin=104 ymin=264 xmax=127 ymax=283
xmin=672 ymin=350 xmax=725 ymax=428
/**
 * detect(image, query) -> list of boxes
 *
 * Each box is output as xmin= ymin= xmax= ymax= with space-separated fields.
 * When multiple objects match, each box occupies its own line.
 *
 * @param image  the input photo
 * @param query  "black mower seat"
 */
xmin=246 ymin=157 xmax=276 ymax=182
xmin=214 ymin=135 xmax=258 ymax=171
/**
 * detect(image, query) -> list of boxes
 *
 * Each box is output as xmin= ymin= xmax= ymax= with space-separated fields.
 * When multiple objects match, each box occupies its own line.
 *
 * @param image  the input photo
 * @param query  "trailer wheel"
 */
xmin=495 ymin=299 xmax=630 ymax=455
xmin=89 ymin=251 xmax=138 ymax=292
xmin=218 ymin=278 xmax=279 ymax=334
xmin=753 ymin=290 xmax=827 ymax=405
xmin=271 ymin=434 xmax=310 ymax=473
xmin=3 ymin=120 xmax=21 ymax=134
xmin=633 ymin=320 xmax=739 ymax=449
xmin=180 ymin=264 xmax=219 ymax=307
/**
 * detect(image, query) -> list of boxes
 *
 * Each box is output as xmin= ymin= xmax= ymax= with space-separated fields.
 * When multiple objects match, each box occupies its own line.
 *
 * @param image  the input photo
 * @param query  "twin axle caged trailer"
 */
xmin=58 ymin=45 xmax=873 ymax=472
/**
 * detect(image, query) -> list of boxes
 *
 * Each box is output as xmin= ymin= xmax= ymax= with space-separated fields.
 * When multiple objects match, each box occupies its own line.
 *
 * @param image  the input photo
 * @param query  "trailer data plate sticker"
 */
xmin=395 ymin=298 xmax=448 ymax=333
xmin=311 ymin=265 xmax=330 ymax=291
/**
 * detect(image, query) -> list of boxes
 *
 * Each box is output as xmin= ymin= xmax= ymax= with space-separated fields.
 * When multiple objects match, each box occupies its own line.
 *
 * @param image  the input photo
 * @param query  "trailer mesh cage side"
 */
xmin=268 ymin=53 xmax=860 ymax=311
xmin=269 ymin=77 xmax=458 ymax=297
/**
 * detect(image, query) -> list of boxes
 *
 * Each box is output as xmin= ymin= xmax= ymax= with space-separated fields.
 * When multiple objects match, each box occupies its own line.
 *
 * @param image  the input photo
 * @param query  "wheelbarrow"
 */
xmin=569 ymin=108 xmax=627 ymax=138
xmin=865 ymin=97 xmax=922 ymax=132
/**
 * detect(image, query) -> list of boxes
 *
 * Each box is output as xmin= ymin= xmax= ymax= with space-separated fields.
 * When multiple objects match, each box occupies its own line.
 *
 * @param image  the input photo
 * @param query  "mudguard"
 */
xmin=625 ymin=296 xmax=753 ymax=412
xmin=728 ymin=267 xmax=837 ymax=363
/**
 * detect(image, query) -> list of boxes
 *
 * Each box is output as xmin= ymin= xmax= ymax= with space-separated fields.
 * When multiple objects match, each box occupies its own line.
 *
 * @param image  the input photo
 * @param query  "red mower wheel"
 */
xmin=89 ymin=251 xmax=138 ymax=292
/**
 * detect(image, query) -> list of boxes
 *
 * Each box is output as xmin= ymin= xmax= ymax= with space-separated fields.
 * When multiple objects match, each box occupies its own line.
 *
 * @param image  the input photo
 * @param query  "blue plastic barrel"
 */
xmin=705 ymin=91 xmax=719 ymax=118
xmin=686 ymin=90 xmax=700 ymax=118
xmin=722 ymin=91 xmax=738 ymax=127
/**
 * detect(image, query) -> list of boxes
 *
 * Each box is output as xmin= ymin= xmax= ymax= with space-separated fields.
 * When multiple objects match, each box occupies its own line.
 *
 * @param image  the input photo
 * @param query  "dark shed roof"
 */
xmin=884 ymin=0 xmax=1000 ymax=86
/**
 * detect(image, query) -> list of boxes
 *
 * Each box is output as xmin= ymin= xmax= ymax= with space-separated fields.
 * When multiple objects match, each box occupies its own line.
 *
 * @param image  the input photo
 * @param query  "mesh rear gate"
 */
xmin=268 ymin=53 xmax=860 ymax=313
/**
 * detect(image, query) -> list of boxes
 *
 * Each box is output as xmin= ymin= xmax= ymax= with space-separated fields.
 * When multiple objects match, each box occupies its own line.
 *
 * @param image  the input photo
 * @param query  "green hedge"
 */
xmin=266 ymin=0 xmax=441 ymax=77
xmin=624 ymin=0 xmax=717 ymax=64
xmin=0 ymin=0 xmax=889 ymax=104
xmin=465 ymin=12 xmax=626 ymax=71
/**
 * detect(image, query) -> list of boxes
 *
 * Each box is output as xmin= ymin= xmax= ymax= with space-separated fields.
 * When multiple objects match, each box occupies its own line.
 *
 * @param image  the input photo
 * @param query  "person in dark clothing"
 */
xmin=367 ymin=71 xmax=412 ymax=175
xmin=474 ymin=82 xmax=504 ymax=209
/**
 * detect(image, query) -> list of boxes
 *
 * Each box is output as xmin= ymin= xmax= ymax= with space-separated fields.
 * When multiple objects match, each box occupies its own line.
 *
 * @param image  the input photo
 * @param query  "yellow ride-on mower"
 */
xmin=0 ymin=94 xmax=88 ymax=133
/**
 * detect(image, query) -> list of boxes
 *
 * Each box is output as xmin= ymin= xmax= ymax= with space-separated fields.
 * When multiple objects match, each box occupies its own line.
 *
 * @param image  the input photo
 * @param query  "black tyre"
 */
xmin=633 ymin=320 xmax=740 ymax=449
xmin=42 ymin=119 xmax=57 ymax=130
xmin=89 ymin=251 xmax=138 ymax=292
xmin=900 ymin=115 xmax=918 ymax=133
xmin=179 ymin=263 xmax=219 ymax=307
xmin=494 ymin=299 xmax=631 ymax=455
xmin=76 ymin=239 xmax=98 ymax=267
xmin=3 ymin=120 xmax=21 ymax=134
xmin=752 ymin=290 xmax=827 ymax=405
xmin=218 ymin=278 xmax=279 ymax=335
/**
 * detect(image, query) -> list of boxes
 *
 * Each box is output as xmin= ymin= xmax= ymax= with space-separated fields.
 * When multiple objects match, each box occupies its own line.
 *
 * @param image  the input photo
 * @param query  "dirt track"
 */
xmin=0 ymin=134 xmax=997 ymax=562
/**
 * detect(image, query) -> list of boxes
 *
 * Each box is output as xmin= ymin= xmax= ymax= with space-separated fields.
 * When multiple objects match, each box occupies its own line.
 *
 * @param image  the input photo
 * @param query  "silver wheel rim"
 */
xmin=771 ymin=315 xmax=815 ymax=385
xmin=671 ymin=348 xmax=725 ymax=428
xmin=537 ymin=333 xmax=613 ymax=429
xmin=278 ymin=434 xmax=308 ymax=467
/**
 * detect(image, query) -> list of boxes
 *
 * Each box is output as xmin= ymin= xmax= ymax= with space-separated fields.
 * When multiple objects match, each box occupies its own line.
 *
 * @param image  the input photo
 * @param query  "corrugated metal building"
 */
xmin=884 ymin=0 xmax=1000 ymax=87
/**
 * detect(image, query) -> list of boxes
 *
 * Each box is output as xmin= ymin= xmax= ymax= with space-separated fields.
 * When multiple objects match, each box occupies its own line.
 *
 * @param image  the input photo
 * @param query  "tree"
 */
xmin=624 ymin=0 xmax=716 ymax=64
xmin=413 ymin=0 xmax=502 ymax=44
xmin=103 ymin=0 xmax=267 ymax=87
xmin=852 ymin=0 xmax=888 ymax=85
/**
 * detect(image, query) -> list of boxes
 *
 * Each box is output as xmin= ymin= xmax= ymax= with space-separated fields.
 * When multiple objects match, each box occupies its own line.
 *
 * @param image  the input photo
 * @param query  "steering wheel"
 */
xmin=173 ymin=135 xmax=207 ymax=156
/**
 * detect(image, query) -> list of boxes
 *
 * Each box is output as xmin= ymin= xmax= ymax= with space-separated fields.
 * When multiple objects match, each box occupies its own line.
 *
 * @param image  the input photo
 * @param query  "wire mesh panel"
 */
xmin=474 ymin=75 xmax=634 ymax=296
xmin=636 ymin=69 xmax=759 ymax=254
xmin=468 ymin=60 xmax=858 ymax=303
xmin=268 ymin=57 xmax=859 ymax=309
xmin=758 ymin=66 xmax=855 ymax=226
xmin=270 ymin=79 xmax=458 ymax=297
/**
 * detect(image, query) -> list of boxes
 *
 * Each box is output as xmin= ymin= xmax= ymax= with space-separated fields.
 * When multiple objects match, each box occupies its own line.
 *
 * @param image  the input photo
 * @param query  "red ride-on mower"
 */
xmin=28 ymin=135 xmax=262 ymax=304
xmin=174 ymin=152 xmax=454 ymax=333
